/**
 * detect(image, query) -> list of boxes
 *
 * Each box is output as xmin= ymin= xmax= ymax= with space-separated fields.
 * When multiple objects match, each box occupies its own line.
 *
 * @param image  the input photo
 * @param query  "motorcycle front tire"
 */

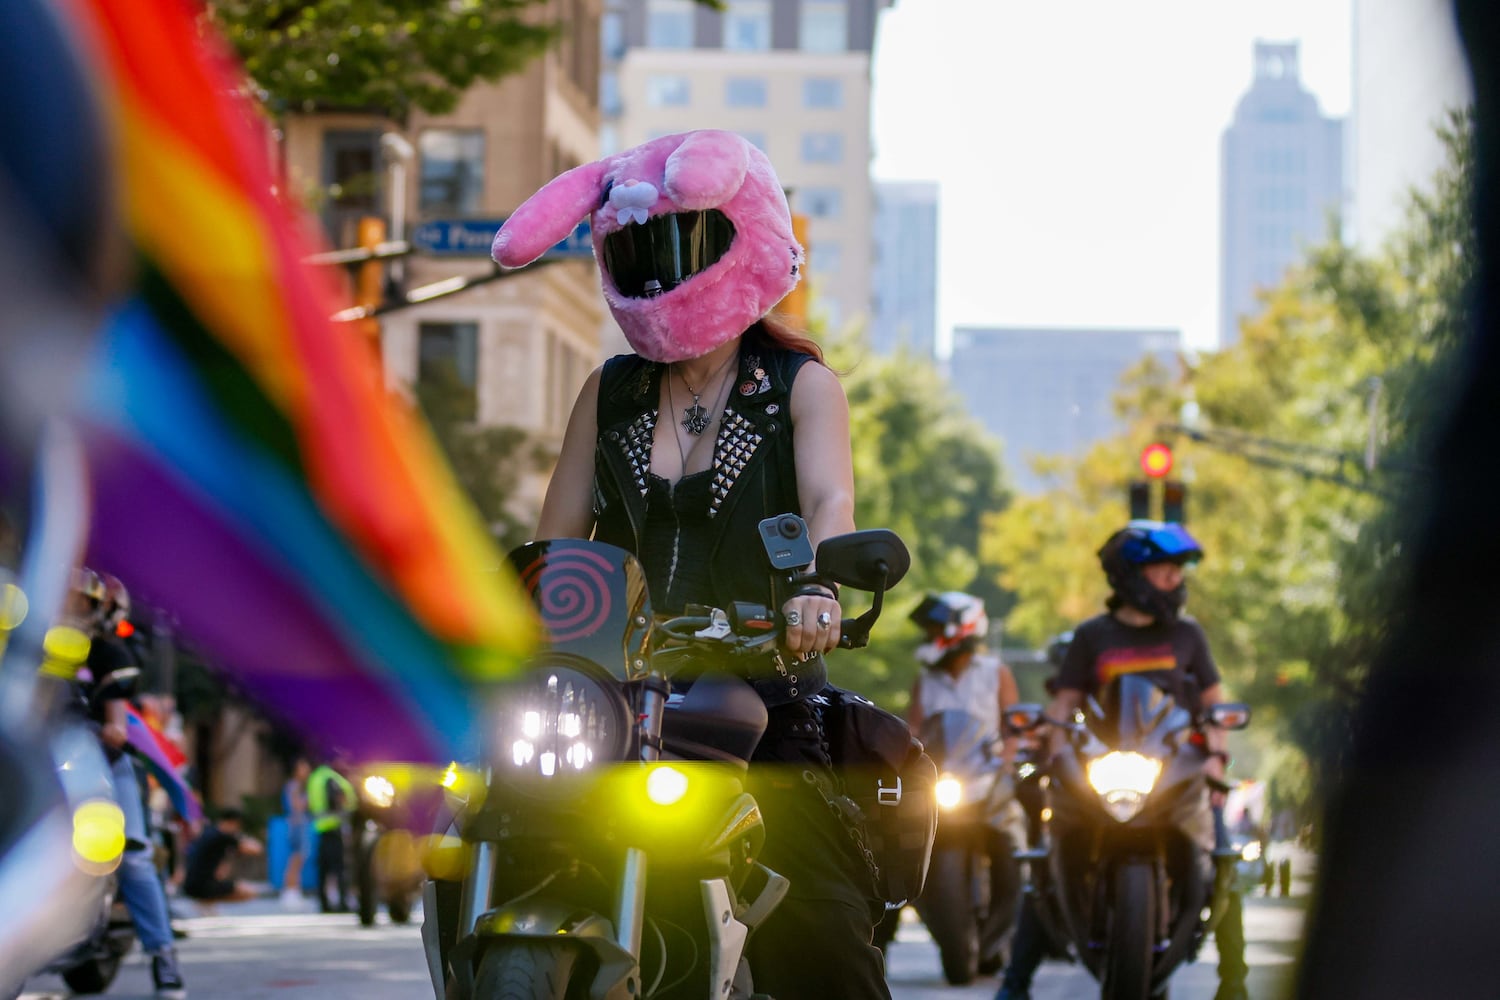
xmin=60 ymin=952 xmax=123 ymax=995
xmin=387 ymin=891 xmax=412 ymax=925
xmin=914 ymin=848 xmax=979 ymax=985
xmin=473 ymin=942 xmax=581 ymax=1000
xmin=1102 ymin=862 xmax=1156 ymax=1000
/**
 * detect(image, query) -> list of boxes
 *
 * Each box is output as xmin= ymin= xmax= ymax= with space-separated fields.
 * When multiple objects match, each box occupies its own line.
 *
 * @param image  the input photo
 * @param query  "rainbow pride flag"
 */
xmin=60 ymin=0 xmax=536 ymax=766
xmin=123 ymin=703 xmax=201 ymax=825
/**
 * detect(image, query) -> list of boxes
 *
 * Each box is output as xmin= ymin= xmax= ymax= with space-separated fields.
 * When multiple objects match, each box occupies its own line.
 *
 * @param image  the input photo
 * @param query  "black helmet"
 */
xmin=1098 ymin=520 xmax=1204 ymax=622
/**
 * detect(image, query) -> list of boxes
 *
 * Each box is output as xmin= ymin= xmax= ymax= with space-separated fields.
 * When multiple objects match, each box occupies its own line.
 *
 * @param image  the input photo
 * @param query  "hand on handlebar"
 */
xmin=781 ymin=592 xmax=842 ymax=655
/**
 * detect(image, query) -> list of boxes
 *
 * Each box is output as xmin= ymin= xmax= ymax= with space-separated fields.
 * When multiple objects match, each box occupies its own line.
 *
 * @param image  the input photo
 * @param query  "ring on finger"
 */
xmin=816 ymin=611 xmax=832 ymax=630
xmin=785 ymin=609 xmax=802 ymax=627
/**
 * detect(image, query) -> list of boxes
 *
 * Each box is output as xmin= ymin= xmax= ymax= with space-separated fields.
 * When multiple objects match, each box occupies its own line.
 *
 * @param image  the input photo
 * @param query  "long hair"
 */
xmin=757 ymin=312 xmax=826 ymax=365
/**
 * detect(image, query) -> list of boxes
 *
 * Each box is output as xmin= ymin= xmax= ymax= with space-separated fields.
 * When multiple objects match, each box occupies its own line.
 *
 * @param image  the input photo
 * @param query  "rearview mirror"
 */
xmin=1207 ymin=702 xmax=1251 ymax=730
xmin=814 ymin=530 xmax=910 ymax=592
xmin=1003 ymin=703 xmax=1045 ymax=734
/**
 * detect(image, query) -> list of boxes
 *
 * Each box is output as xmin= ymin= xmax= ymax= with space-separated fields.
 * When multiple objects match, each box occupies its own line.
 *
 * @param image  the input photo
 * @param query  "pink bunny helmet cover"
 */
xmin=491 ymin=130 xmax=804 ymax=364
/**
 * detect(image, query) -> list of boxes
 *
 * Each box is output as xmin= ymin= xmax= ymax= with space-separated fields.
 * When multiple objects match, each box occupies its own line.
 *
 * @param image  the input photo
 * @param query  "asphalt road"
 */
xmin=18 ymin=892 xmax=1302 ymax=999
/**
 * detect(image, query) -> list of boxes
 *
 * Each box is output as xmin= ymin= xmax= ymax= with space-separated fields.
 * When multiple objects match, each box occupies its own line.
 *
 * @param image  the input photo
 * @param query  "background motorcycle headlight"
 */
xmin=935 ymin=775 xmax=964 ymax=810
xmin=1086 ymin=751 xmax=1163 ymax=823
xmin=496 ymin=663 xmax=628 ymax=782
xmin=362 ymin=774 xmax=396 ymax=809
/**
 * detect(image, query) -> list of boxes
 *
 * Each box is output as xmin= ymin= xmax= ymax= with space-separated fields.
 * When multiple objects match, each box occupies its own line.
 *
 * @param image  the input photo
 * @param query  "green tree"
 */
xmin=978 ymin=111 xmax=1473 ymax=810
xmin=206 ymin=0 xmax=559 ymax=119
xmin=826 ymin=334 xmax=1013 ymax=711
xmin=414 ymin=362 xmax=552 ymax=553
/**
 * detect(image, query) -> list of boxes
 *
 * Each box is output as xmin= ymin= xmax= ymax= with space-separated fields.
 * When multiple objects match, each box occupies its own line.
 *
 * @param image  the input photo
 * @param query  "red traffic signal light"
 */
xmin=1140 ymin=442 xmax=1174 ymax=479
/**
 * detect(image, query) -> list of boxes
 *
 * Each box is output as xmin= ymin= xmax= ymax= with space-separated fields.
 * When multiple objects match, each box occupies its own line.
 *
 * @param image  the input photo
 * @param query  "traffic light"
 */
xmin=1163 ymin=481 xmax=1187 ymax=523
xmin=1140 ymin=442 xmax=1174 ymax=479
xmin=1129 ymin=481 xmax=1151 ymax=520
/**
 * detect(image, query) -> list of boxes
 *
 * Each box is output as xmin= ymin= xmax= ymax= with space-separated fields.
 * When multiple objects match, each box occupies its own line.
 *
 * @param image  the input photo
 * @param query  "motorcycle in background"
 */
xmin=422 ymin=516 xmax=910 ymax=1000
xmin=352 ymin=768 xmax=426 ymax=927
xmin=892 ymin=709 xmax=1025 ymax=985
xmin=1009 ymin=677 xmax=1249 ymax=1000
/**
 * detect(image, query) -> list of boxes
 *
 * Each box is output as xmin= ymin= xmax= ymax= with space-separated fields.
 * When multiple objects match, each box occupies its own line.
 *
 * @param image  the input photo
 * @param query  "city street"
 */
xmin=19 ymin=892 xmax=1301 ymax=999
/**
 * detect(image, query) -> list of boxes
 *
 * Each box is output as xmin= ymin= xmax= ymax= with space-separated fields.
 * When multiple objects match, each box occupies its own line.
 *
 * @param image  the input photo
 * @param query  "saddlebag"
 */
xmin=816 ymin=686 xmax=938 ymax=907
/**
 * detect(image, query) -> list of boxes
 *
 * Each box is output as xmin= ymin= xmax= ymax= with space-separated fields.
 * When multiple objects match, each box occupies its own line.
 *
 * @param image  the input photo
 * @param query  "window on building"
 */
xmin=800 ymin=1 xmax=847 ymax=52
xmin=801 ymin=187 xmax=842 ymax=219
xmin=600 ymin=71 xmax=622 ymax=115
xmin=737 ymin=131 xmax=768 ymax=153
xmin=801 ymin=131 xmax=844 ymax=164
xmin=646 ymin=74 xmax=692 ymax=107
xmin=602 ymin=10 xmax=625 ymax=59
xmin=725 ymin=76 xmax=768 ymax=108
xmin=820 ymin=297 xmax=842 ymax=328
xmin=647 ymin=0 xmax=695 ymax=48
xmin=723 ymin=0 xmax=771 ymax=50
xmin=321 ymin=129 xmax=380 ymax=246
xmin=803 ymin=76 xmax=843 ymax=109
xmin=418 ymin=130 xmax=485 ymax=215
xmin=417 ymin=321 xmax=479 ymax=419
xmin=601 ymin=124 xmax=621 ymax=156
xmin=810 ymin=241 xmax=842 ymax=275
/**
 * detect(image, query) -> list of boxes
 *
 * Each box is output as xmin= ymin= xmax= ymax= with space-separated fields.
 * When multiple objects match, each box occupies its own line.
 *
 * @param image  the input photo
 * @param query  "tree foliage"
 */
xmin=414 ymin=362 xmax=552 ymax=553
xmin=825 ymin=334 xmax=1013 ymax=711
xmin=979 ymin=111 xmax=1473 ymax=812
xmin=206 ymin=0 xmax=559 ymax=119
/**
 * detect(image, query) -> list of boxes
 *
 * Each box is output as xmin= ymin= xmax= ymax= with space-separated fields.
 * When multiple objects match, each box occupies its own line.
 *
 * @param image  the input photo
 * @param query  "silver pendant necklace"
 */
xmin=674 ymin=354 xmax=735 ymax=436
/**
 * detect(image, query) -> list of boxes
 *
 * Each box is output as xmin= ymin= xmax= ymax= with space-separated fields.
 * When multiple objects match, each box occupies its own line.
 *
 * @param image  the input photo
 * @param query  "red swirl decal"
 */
xmin=521 ymin=548 xmax=616 ymax=643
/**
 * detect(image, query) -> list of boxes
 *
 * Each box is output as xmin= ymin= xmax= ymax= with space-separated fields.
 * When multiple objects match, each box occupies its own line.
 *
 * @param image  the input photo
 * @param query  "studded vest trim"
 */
xmin=592 ymin=333 xmax=812 ymax=611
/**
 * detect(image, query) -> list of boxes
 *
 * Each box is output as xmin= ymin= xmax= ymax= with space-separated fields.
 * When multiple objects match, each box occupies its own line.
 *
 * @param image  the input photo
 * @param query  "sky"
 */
xmin=869 ymin=0 xmax=1353 ymax=355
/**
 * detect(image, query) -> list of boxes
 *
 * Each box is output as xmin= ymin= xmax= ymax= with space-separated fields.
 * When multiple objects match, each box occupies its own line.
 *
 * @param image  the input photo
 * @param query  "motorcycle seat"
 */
xmin=661 ymin=672 xmax=768 ymax=768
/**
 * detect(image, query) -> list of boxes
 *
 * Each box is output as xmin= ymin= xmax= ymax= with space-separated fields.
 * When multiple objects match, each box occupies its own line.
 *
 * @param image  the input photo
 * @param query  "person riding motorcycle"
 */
xmin=64 ymin=568 xmax=188 ymax=998
xmin=489 ymin=129 xmax=889 ymax=998
xmin=900 ymin=592 xmax=1023 ymax=977
xmin=999 ymin=521 xmax=1247 ymax=1000
xmin=907 ymin=592 xmax=1019 ymax=753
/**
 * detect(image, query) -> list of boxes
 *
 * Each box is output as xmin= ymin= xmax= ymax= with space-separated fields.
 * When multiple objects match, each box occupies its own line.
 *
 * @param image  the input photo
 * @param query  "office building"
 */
xmin=871 ymin=180 xmax=938 ymax=357
xmin=949 ymin=326 xmax=1182 ymax=494
xmin=1220 ymin=41 xmax=1344 ymax=348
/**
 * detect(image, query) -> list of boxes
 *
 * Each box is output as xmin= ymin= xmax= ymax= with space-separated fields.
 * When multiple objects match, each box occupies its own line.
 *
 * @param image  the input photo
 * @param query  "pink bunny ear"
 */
xmin=492 ymin=159 xmax=609 ymax=267
xmin=663 ymin=131 xmax=750 ymax=210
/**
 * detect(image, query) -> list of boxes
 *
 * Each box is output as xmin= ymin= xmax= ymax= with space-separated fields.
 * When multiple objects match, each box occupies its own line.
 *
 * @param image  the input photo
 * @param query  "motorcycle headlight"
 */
xmin=1086 ymin=751 xmax=1163 ymax=823
xmin=362 ymin=774 xmax=396 ymax=810
xmin=1241 ymin=840 xmax=1263 ymax=863
xmin=496 ymin=663 xmax=628 ymax=784
xmin=935 ymin=775 xmax=964 ymax=810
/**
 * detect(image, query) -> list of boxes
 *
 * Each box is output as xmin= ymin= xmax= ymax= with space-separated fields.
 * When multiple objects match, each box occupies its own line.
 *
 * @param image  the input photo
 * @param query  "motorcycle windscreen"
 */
xmin=1090 ymin=674 xmax=1191 ymax=749
xmin=506 ymin=539 xmax=653 ymax=680
xmin=919 ymin=708 xmax=995 ymax=767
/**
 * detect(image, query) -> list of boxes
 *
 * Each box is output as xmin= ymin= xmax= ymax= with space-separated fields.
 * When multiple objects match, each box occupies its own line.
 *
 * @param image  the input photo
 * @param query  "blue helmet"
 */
xmin=1098 ymin=521 xmax=1204 ymax=621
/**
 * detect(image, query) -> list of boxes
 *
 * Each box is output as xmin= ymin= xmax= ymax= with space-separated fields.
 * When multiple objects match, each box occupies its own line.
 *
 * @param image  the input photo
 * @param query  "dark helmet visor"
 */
xmin=601 ymin=209 xmax=736 ymax=298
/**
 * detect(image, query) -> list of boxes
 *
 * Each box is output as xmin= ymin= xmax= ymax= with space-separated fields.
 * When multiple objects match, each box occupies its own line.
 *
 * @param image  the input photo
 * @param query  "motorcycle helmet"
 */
xmin=100 ymin=573 xmax=130 ymax=632
xmin=1098 ymin=520 xmax=1204 ymax=623
xmin=909 ymin=591 xmax=988 ymax=667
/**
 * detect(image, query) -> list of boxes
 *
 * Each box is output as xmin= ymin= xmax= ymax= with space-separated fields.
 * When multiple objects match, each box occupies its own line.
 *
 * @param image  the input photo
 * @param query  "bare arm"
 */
xmin=536 ymin=366 xmax=603 ymax=541
xmin=789 ymin=363 xmax=856 ymax=547
xmin=780 ymin=364 xmax=856 ymax=656
xmin=1043 ymin=688 xmax=1085 ymax=758
xmin=998 ymin=664 xmax=1020 ymax=764
xmin=907 ymin=676 xmax=924 ymax=737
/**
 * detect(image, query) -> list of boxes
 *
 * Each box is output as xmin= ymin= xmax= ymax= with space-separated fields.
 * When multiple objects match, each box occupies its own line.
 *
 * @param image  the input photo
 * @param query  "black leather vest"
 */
xmin=592 ymin=331 xmax=824 ymax=703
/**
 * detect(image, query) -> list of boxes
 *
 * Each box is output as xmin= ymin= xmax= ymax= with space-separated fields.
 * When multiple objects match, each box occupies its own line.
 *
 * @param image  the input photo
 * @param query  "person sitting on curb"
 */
xmin=181 ymin=809 xmax=263 ymax=909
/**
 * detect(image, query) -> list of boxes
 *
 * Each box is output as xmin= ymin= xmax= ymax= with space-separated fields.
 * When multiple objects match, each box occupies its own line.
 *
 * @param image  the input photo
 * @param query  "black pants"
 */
xmin=317 ymin=827 xmax=347 ymax=912
xmin=744 ymin=700 xmax=891 ymax=1000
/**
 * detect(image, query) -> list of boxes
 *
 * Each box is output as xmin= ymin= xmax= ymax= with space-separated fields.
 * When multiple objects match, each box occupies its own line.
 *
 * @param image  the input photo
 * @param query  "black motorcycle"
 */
xmin=352 ymin=770 xmax=425 ymax=927
xmin=888 ymin=709 xmax=1024 ymax=985
xmin=422 ymin=516 xmax=910 ymax=1000
xmin=1011 ymin=678 xmax=1249 ymax=1000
